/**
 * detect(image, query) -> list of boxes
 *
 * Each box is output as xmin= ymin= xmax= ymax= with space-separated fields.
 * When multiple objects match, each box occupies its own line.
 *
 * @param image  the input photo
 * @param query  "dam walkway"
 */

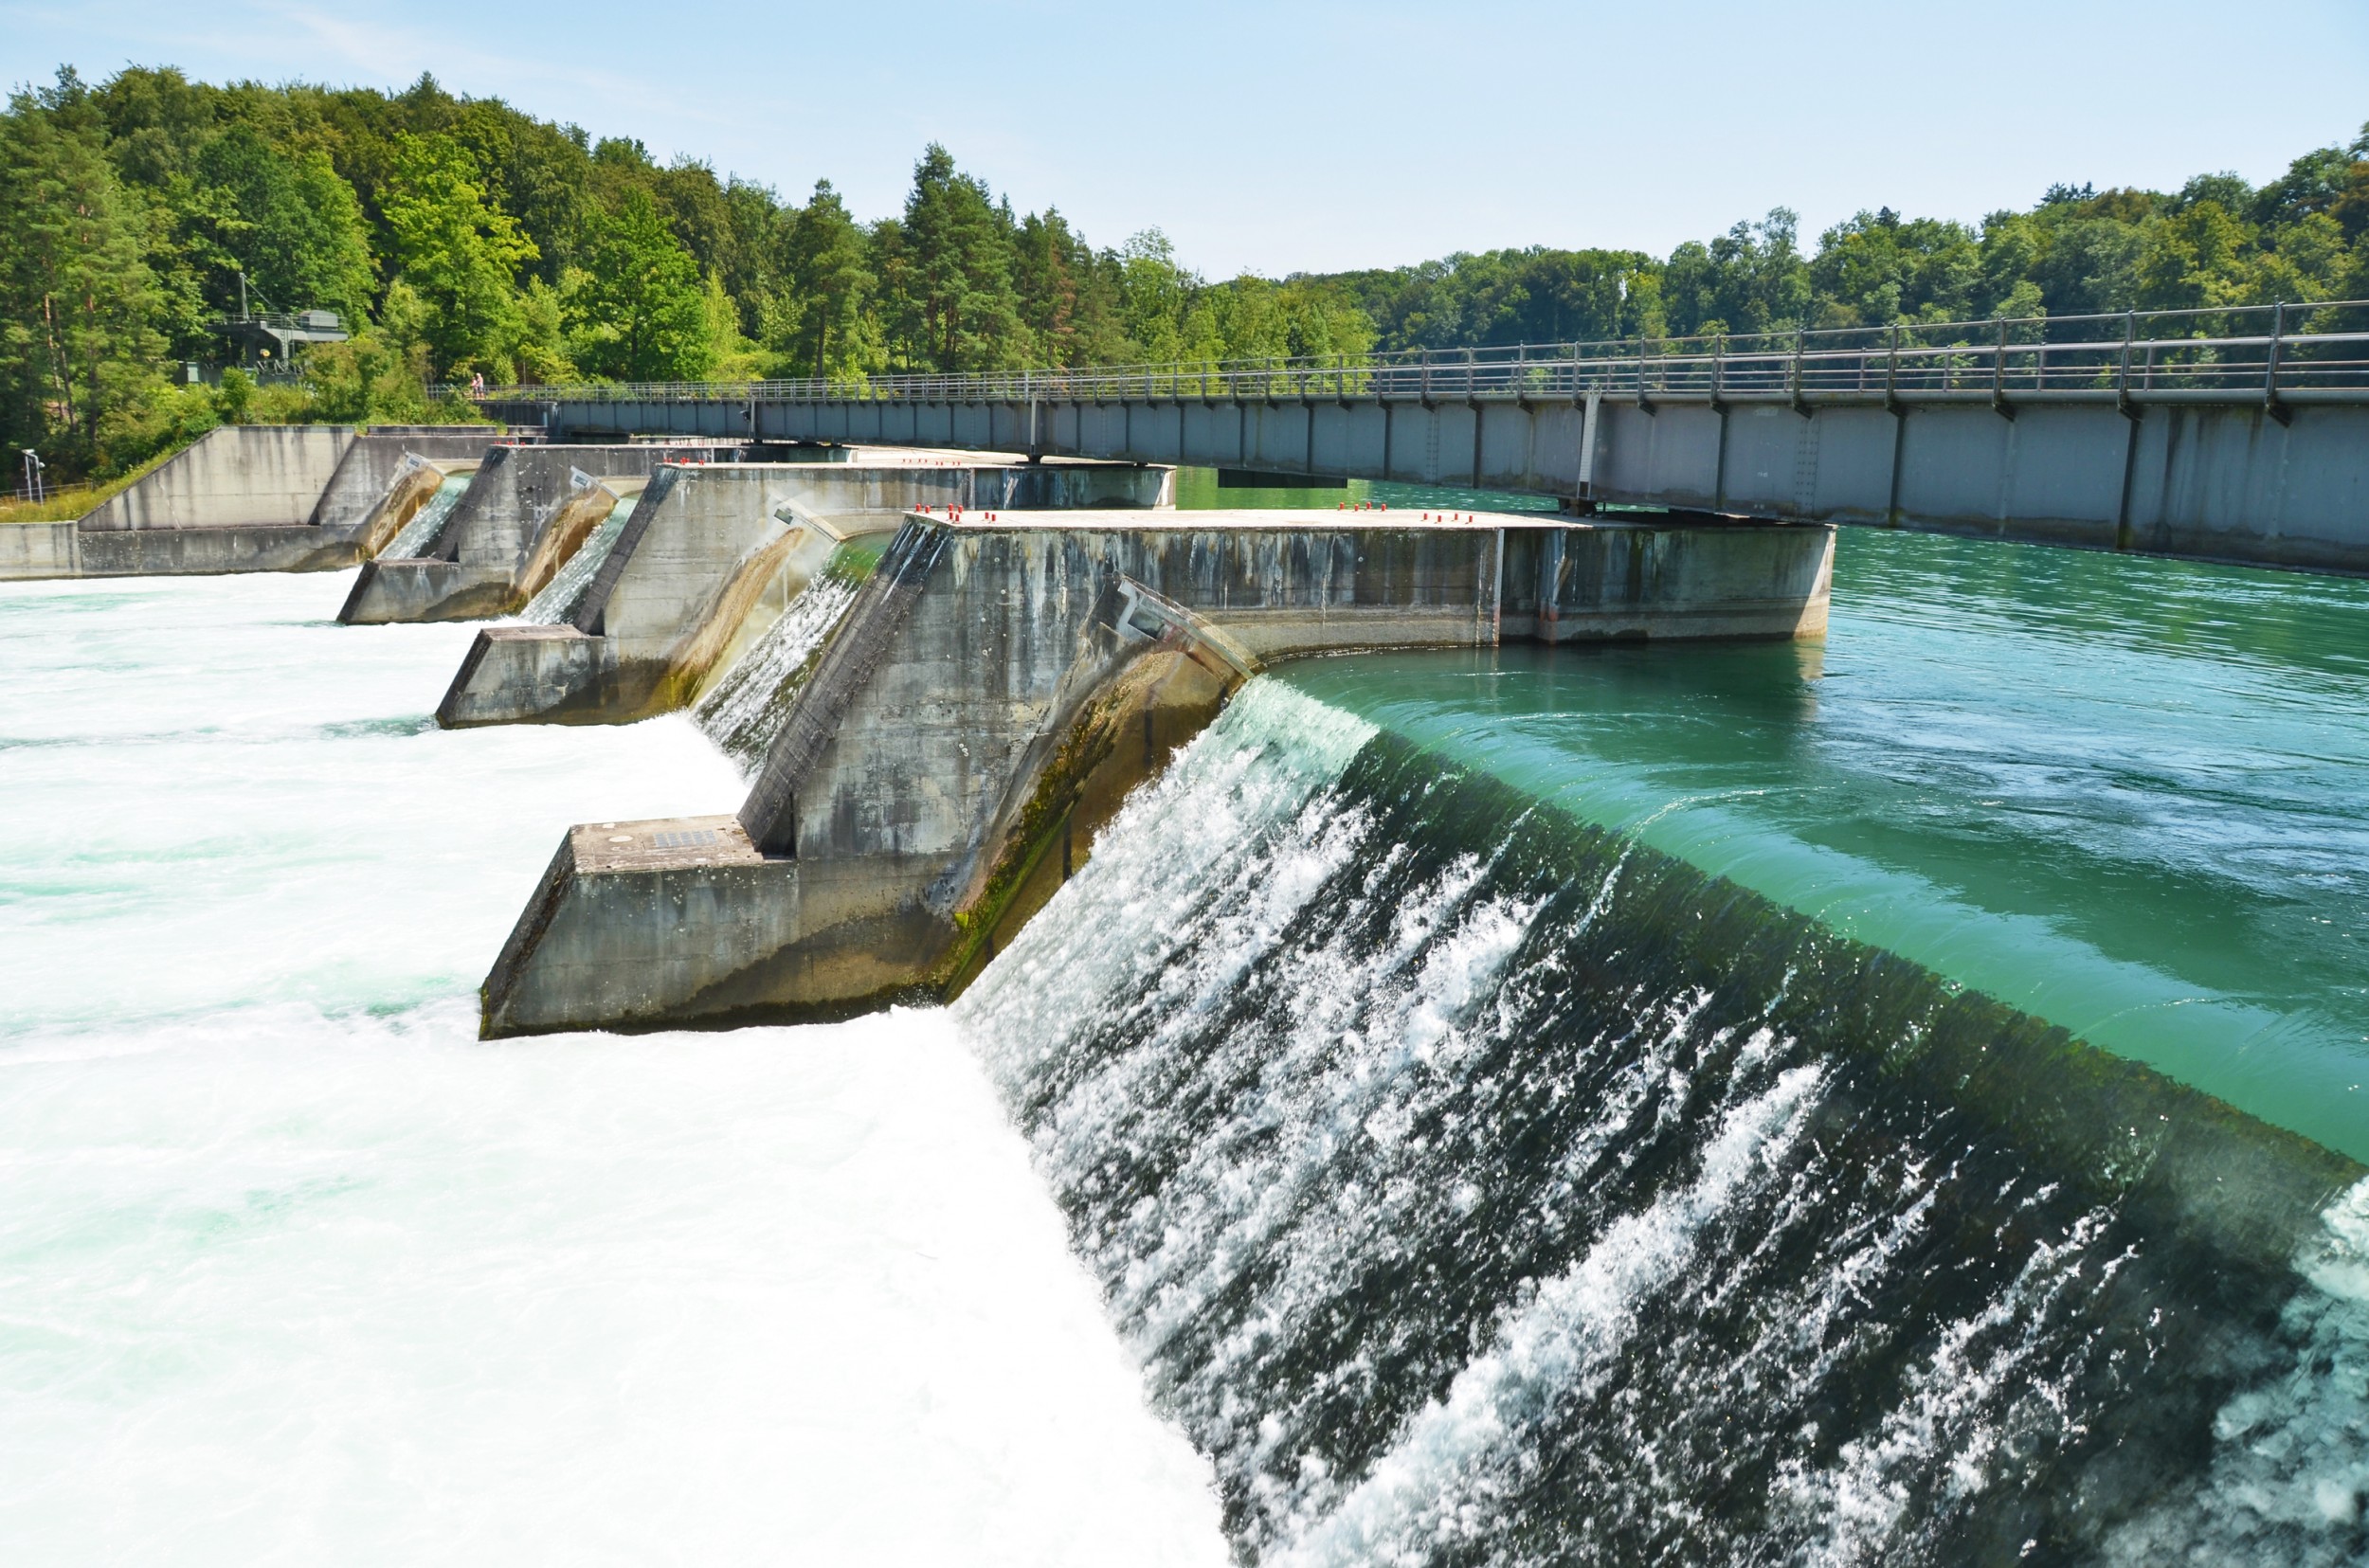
xmin=481 ymin=299 xmax=2369 ymax=576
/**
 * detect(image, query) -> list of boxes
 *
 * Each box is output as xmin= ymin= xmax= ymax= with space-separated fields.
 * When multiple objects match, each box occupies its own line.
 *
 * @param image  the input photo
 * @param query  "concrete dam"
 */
xmin=9 ymin=423 xmax=2369 ymax=1567
xmin=0 ymin=424 xmax=521 ymax=580
xmin=480 ymin=508 xmax=1834 ymax=1036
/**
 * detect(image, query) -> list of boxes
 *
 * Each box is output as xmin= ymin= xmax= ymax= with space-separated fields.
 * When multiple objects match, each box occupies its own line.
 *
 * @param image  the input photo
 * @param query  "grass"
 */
xmin=0 ymin=446 xmax=182 ymax=525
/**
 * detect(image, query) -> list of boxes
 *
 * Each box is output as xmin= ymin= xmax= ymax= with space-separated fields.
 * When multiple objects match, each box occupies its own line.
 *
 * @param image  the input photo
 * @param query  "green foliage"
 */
xmin=565 ymin=187 xmax=713 ymax=381
xmin=1808 ymin=208 xmax=1980 ymax=326
xmin=5 ymin=59 xmax=2368 ymax=488
xmin=772 ymin=180 xmax=877 ymax=380
xmin=379 ymin=132 xmax=537 ymax=379
xmin=184 ymin=124 xmax=377 ymax=325
xmin=889 ymin=144 xmax=1023 ymax=371
xmin=0 ymin=74 xmax=164 ymax=474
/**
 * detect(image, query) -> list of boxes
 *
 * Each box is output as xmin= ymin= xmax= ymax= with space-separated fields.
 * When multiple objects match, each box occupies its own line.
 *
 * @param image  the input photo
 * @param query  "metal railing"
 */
xmin=457 ymin=299 xmax=2369 ymax=411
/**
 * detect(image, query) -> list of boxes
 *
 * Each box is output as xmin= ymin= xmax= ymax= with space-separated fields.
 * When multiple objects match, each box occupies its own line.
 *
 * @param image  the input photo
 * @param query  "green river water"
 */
xmin=1263 ymin=524 xmax=2369 ymax=1162
xmin=1170 ymin=465 xmax=2369 ymax=1160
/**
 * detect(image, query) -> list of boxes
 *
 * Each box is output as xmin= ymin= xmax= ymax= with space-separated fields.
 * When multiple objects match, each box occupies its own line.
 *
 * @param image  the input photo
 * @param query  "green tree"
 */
xmin=0 ymin=77 xmax=165 ymax=475
xmin=379 ymin=132 xmax=536 ymax=379
xmin=1663 ymin=209 xmax=1812 ymax=339
xmin=775 ymin=179 xmax=875 ymax=379
xmin=889 ymin=145 xmax=1021 ymax=370
xmin=1809 ymin=208 xmax=1980 ymax=326
xmin=185 ymin=124 xmax=377 ymax=324
xmin=565 ymin=186 xmax=713 ymax=381
xmin=1118 ymin=229 xmax=1194 ymax=362
xmin=1013 ymin=207 xmax=1126 ymax=366
xmin=2135 ymin=200 xmax=2254 ymax=313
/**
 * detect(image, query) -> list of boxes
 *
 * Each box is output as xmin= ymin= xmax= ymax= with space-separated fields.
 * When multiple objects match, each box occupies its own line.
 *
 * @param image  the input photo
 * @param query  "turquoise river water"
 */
xmin=1282 ymin=528 xmax=2369 ymax=1162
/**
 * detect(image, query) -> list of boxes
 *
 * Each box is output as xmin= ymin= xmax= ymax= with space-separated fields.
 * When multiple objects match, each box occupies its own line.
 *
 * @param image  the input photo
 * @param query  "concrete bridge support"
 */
xmin=479 ymin=512 xmax=1835 ymax=1036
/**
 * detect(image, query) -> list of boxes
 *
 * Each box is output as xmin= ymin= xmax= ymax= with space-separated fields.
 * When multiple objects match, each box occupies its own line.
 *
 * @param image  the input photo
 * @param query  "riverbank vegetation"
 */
xmin=5 ymin=63 xmax=2366 ymax=484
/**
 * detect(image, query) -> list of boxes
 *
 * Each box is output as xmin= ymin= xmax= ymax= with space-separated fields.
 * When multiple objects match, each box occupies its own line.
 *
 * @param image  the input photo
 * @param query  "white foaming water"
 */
xmin=520 ymin=494 xmax=635 ymax=624
xmin=693 ymin=572 xmax=861 ymax=769
xmin=0 ymin=571 xmax=1224 ymax=1567
xmin=961 ymin=676 xmax=2369 ymax=1565
xmin=378 ymin=472 xmax=471 ymax=560
xmin=1274 ymin=1067 xmax=1826 ymax=1568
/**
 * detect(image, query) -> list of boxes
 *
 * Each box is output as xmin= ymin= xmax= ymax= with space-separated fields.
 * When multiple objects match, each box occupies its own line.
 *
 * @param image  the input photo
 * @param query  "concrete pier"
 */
xmin=481 ymin=511 xmax=1834 ymax=1036
xmin=436 ymin=458 xmax=1173 ymax=729
xmin=0 ymin=424 xmax=515 ymax=582
xmin=337 ymin=442 xmax=744 ymax=624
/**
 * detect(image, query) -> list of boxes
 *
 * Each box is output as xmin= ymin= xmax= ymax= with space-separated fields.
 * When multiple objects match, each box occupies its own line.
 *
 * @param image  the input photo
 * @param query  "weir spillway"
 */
xmin=482 ymin=509 xmax=1833 ymax=1036
xmin=8 ymin=462 xmax=2368 ymax=1563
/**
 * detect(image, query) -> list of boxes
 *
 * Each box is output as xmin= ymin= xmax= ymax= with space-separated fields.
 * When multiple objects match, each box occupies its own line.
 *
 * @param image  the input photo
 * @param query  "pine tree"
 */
xmin=0 ymin=76 xmax=164 ymax=474
xmin=778 ymin=180 xmax=873 ymax=380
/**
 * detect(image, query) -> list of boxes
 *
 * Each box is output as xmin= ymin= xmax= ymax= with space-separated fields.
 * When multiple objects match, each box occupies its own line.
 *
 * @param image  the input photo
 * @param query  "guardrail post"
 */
xmin=1884 ymin=324 xmax=1901 ymax=413
xmin=1990 ymin=316 xmax=2015 ymax=421
xmin=2116 ymin=310 xmax=2139 ymax=421
xmin=1709 ymin=334 xmax=1726 ymax=408
xmin=2264 ymin=300 xmax=2292 ymax=425
xmin=1635 ymin=339 xmax=1652 ymax=412
xmin=1790 ymin=327 xmax=1809 ymax=417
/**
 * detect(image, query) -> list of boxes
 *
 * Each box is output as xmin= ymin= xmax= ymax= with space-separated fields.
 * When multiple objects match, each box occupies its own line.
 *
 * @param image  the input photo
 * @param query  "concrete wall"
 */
xmin=1 ymin=425 xmax=523 ymax=583
xmin=436 ymin=460 xmax=1171 ymax=725
xmin=339 ymin=443 xmax=751 ymax=624
xmin=308 ymin=428 xmax=515 ymax=533
xmin=0 ymin=522 xmax=80 ymax=578
xmin=1 ymin=518 xmax=363 ymax=581
xmin=480 ymin=514 xmax=1833 ymax=1036
xmin=506 ymin=387 xmax=2369 ymax=576
xmin=79 ymin=425 xmax=354 ymax=531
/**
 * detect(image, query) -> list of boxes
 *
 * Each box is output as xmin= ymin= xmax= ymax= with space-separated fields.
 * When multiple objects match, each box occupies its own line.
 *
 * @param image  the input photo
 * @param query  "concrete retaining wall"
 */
xmin=80 ymin=425 xmax=354 ymax=531
xmin=0 ymin=424 xmax=525 ymax=583
xmin=480 ymin=513 xmax=1833 ymax=1036
xmin=0 ymin=523 xmax=81 ymax=578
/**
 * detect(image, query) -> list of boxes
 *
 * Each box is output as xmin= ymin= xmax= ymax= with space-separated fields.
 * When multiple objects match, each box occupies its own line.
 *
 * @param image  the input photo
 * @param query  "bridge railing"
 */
xmin=460 ymin=299 xmax=2369 ymax=408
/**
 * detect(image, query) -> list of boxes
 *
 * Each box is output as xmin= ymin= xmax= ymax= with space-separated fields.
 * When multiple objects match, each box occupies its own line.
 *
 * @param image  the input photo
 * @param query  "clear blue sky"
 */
xmin=8 ymin=0 xmax=2366 ymax=277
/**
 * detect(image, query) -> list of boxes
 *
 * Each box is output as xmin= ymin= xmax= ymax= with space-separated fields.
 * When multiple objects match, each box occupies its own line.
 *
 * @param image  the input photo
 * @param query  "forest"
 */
xmin=5 ymin=63 xmax=2367 ymax=484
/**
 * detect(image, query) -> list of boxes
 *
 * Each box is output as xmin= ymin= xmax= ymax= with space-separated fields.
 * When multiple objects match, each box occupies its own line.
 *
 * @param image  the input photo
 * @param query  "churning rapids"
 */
xmin=0 ymin=571 xmax=1223 ymax=1567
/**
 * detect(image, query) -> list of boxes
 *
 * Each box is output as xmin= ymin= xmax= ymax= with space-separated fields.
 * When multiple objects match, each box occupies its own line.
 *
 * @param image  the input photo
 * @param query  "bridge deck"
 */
xmin=483 ymin=301 xmax=2369 ymax=575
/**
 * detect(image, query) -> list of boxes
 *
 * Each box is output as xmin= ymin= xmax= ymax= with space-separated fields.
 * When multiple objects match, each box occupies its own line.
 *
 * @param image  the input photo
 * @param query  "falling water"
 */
xmin=955 ymin=676 xmax=2369 ymax=1567
xmin=692 ymin=571 xmax=862 ymax=771
xmin=519 ymin=495 xmax=638 ymax=624
xmin=377 ymin=471 xmax=473 ymax=560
